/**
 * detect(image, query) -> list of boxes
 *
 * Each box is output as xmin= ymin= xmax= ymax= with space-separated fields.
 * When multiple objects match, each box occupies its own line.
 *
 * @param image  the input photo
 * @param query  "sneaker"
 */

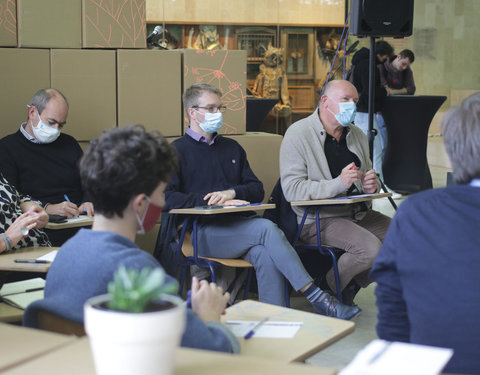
xmin=311 ymin=292 xmax=361 ymax=320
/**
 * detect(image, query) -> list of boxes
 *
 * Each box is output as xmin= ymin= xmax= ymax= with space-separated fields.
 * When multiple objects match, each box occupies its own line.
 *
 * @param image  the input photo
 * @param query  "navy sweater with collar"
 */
xmin=165 ymin=134 xmax=264 ymax=210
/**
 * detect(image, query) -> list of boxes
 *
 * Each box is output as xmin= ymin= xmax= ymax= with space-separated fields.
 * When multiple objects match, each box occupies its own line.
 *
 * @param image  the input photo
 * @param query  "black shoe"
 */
xmin=341 ymin=280 xmax=361 ymax=307
xmin=314 ymin=273 xmax=333 ymax=294
xmin=311 ymin=292 xmax=361 ymax=320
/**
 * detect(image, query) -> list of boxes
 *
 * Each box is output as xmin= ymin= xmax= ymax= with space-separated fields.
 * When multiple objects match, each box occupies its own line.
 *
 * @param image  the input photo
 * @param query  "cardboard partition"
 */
xmin=17 ymin=0 xmax=82 ymax=48
xmin=182 ymin=49 xmax=247 ymax=135
xmin=82 ymin=0 xmax=146 ymax=48
xmin=117 ymin=49 xmax=182 ymax=136
xmin=0 ymin=0 xmax=16 ymax=46
xmin=0 ymin=48 xmax=50 ymax=139
xmin=227 ymin=132 xmax=283 ymax=201
xmin=50 ymin=49 xmax=116 ymax=141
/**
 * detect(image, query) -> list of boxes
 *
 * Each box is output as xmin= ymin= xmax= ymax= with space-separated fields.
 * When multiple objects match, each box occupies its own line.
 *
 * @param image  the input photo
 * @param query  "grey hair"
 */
xmin=28 ymin=88 xmax=69 ymax=115
xmin=442 ymin=92 xmax=480 ymax=184
xmin=182 ymin=83 xmax=222 ymax=121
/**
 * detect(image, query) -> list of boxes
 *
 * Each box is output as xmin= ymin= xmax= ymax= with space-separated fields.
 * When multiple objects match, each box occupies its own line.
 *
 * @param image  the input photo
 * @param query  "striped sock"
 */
xmin=303 ymin=283 xmax=326 ymax=303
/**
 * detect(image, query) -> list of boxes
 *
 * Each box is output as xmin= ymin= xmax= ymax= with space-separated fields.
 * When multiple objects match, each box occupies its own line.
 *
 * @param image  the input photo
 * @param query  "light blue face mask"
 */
xmin=198 ymin=112 xmax=223 ymax=133
xmin=328 ymin=100 xmax=357 ymax=127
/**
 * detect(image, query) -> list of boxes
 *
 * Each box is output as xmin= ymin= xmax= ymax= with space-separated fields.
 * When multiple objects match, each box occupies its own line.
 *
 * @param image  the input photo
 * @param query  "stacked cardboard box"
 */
xmin=1 ymin=0 xmax=251 ymax=140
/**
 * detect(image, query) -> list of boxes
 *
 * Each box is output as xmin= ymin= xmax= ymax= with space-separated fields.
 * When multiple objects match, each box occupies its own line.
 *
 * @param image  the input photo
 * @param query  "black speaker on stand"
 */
xmin=350 ymin=0 xmax=414 ymax=209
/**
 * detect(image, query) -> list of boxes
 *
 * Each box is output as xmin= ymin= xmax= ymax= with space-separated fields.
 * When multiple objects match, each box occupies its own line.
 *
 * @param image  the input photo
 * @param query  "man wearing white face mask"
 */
xmin=0 ymin=88 xmax=94 ymax=246
xmin=280 ymin=80 xmax=391 ymax=308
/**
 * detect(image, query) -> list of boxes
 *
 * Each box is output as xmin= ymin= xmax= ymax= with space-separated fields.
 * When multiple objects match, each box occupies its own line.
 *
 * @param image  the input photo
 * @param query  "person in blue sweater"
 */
xmin=24 ymin=125 xmax=240 ymax=353
xmin=370 ymin=92 xmax=480 ymax=374
xmin=164 ymin=83 xmax=360 ymax=320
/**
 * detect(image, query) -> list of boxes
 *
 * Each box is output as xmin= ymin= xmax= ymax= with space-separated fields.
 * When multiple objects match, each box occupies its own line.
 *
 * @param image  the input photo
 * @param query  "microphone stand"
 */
xmin=368 ymin=36 xmax=397 ymax=210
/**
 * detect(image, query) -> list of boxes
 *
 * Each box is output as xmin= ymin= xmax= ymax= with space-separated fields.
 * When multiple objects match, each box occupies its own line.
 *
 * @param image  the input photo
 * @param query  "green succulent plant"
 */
xmin=107 ymin=265 xmax=178 ymax=313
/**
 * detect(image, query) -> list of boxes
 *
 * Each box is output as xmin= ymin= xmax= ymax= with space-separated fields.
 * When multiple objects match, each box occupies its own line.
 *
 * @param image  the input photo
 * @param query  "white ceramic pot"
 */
xmin=84 ymin=293 xmax=185 ymax=375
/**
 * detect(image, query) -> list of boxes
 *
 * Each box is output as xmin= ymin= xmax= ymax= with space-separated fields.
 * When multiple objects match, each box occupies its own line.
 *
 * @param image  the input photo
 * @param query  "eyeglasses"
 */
xmin=192 ymin=105 xmax=227 ymax=113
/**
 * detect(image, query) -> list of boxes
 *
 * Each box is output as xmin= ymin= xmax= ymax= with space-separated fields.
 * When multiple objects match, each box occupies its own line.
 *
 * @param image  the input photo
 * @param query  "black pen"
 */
xmin=14 ymin=259 xmax=51 ymax=264
xmin=25 ymin=287 xmax=45 ymax=292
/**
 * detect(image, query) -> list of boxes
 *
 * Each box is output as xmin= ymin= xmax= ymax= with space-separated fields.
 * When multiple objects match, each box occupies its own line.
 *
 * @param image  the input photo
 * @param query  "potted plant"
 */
xmin=84 ymin=265 xmax=185 ymax=375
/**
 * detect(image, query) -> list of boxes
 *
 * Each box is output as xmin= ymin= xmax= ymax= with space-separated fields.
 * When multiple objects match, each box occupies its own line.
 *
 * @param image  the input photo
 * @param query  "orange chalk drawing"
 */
xmin=185 ymin=50 xmax=246 ymax=134
xmin=85 ymin=0 xmax=146 ymax=48
xmin=0 ymin=0 xmax=16 ymax=36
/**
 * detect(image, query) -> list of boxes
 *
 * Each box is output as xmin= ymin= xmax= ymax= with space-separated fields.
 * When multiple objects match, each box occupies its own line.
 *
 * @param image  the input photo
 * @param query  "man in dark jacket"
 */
xmin=350 ymin=41 xmax=393 ymax=182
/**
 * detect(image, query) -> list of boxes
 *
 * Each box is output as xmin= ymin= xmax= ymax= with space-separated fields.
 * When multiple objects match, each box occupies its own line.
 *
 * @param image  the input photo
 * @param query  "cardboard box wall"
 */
xmin=17 ymin=0 xmax=82 ymax=48
xmin=50 ymin=49 xmax=116 ymax=141
xmin=182 ymin=49 xmax=247 ymax=135
xmin=16 ymin=0 xmax=145 ymax=48
xmin=117 ymin=49 xmax=182 ymax=137
xmin=0 ymin=0 xmax=16 ymax=46
xmin=0 ymin=48 xmax=50 ymax=139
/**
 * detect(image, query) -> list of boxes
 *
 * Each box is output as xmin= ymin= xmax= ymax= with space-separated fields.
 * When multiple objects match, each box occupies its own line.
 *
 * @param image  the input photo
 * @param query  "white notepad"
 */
xmin=0 ymin=277 xmax=45 ymax=310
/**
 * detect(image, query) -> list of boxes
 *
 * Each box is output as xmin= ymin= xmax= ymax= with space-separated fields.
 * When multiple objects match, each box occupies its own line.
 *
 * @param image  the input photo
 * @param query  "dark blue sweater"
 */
xmin=371 ymin=184 xmax=480 ymax=374
xmin=165 ymin=135 xmax=264 ymax=209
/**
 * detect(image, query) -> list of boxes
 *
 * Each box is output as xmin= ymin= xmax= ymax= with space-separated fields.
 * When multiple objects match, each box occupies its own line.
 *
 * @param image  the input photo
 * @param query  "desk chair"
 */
xmin=175 ymin=216 xmax=254 ymax=301
xmin=264 ymin=180 xmax=344 ymax=305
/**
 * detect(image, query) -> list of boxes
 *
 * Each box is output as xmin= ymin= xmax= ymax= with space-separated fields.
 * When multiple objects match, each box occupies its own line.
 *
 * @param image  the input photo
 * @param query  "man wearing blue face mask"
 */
xmin=0 ymin=88 xmax=94 ymax=246
xmin=163 ymin=83 xmax=360 ymax=320
xmin=280 ymin=80 xmax=391 ymax=308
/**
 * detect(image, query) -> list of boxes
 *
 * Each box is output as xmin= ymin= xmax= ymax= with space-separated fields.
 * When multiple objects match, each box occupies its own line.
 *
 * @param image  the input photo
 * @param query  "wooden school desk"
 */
xmin=0 ymin=302 xmax=23 ymax=323
xmin=0 ymin=247 xmax=59 ymax=273
xmin=290 ymin=192 xmax=392 ymax=207
xmin=1 ymin=336 xmax=337 ymax=375
xmin=221 ymin=300 xmax=354 ymax=362
xmin=0 ymin=323 xmax=75 ymax=372
xmin=45 ymin=216 xmax=94 ymax=230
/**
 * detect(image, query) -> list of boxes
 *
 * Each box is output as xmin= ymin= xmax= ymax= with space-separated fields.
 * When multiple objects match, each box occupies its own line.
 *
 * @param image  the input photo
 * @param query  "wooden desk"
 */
xmin=170 ymin=203 xmax=275 ymax=215
xmin=291 ymin=192 xmax=392 ymax=206
xmin=45 ymin=216 xmax=93 ymax=230
xmin=0 ymin=323 xmax=75 ymax=372
xmin=0 ymin=247 xmax=59 ymax=273
xmin=221 ymin=300 xmax=354 ymax=362
xmin=0 ymin=302 xmax=24 ymax=323
xmin=1 ymin=336 xmax=337 ymax=375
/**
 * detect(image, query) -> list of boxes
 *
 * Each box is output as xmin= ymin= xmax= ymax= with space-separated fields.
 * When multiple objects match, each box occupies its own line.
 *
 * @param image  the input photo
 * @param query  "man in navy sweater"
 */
xmin=370 ymin=92 xmax=480 ymax=374
xmin=165 ymin=83 xmax=359 ymax=320
xmin=0 ymin=89 xmax=93 ymax=245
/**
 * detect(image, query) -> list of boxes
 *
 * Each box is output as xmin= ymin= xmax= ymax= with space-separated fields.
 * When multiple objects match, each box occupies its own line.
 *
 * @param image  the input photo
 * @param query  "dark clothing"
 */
xmin=351 ymin=47 xmax=387 ymax=113
xmin=370 ymin=184 xmax=480 ymax=374
xmin=164 ymin=135 xmax=264 ymax=210
xmin=0 ymin=130 xmax=84 ymax=207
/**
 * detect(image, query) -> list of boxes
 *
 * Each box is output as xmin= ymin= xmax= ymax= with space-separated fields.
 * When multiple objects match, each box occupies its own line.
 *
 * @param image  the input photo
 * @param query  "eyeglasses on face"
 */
xmin=192 ymin=105 xmax=227 ymax=113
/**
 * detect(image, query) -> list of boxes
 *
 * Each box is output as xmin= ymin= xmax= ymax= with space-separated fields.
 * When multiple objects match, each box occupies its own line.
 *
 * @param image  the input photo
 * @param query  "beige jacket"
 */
xmin=280 ymin=110 xmax=377 ymax=224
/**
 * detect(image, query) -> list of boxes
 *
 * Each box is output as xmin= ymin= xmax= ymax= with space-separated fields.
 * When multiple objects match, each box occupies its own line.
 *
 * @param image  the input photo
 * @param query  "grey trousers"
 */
xmin=300 ymin=210 xmax=391 ymax=292
xmin=197 ymin=215 xmax=312 ymax=306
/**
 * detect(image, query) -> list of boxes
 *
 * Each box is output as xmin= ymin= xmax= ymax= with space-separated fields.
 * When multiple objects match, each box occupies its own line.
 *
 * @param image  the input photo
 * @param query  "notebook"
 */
xmin=0 ymin=277 xmax=45 ymax=310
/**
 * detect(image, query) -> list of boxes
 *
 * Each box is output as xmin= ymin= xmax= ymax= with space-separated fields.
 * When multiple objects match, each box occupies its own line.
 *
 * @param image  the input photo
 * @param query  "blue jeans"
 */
xmin=197 ymin=215 xmax=312 ymax=306
xmin=354 ymin=112 xmax=384 ymax=181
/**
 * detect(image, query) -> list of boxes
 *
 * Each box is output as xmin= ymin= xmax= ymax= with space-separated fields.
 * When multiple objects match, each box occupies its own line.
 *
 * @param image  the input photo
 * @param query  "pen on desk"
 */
xmin=368 ymin=342 xmax=391 ymax=364
xmin=14 ymin=259 xmax=51 ymax=264
xmin=25 ymin=287 xmax=45 ymax=293
xmin=244 ymin=317 xmax=269 ymax=339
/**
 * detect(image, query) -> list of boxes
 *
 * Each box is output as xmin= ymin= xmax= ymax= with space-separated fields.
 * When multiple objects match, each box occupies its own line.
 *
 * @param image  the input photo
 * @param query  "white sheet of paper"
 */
xmin=66 ymin=216 xmax=91 ymax=223
xmin=338 ymin=339 xmax=453 ymax=375
xmin=36 ymin=250 xmax=58 ymax=262
xmin=225 ymin=320 xmax=303 ymax=339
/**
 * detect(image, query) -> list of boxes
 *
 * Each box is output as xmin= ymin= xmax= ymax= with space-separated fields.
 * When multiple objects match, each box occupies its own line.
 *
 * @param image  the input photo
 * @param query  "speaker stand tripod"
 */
xmin=366 ymin=36 xmax=397 ymax=211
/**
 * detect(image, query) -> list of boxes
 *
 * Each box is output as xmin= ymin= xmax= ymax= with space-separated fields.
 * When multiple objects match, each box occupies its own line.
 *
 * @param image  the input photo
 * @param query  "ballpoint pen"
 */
xmin=14 ymin=259 xmax=51 ymax=264
xmin=244 ymin=317 xmax=269 ymax=339
xmin=63 ymin=194 xmax=71 ymax=202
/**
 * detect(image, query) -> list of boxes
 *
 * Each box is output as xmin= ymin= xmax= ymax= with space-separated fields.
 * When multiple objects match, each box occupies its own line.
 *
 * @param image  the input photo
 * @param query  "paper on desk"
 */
xmin=338 ymin=339 xmax=453 ymax=375
xmin=36 ymin=250 xmax=58 ymax=262
xmin=66 ymin=216 xmax=92 ymax=223
xmin=225 ymin=320 xmax=302 ymax=338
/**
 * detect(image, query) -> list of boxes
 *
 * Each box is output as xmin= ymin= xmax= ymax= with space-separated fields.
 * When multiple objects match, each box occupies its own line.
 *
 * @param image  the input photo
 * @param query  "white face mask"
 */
xmin=32 ymin=111 xmax=61 ymax=144
xmin=198 ymin=112 xmax=223 ymax=133
xmin=327 ymin=99 xmax=357 ymax=127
